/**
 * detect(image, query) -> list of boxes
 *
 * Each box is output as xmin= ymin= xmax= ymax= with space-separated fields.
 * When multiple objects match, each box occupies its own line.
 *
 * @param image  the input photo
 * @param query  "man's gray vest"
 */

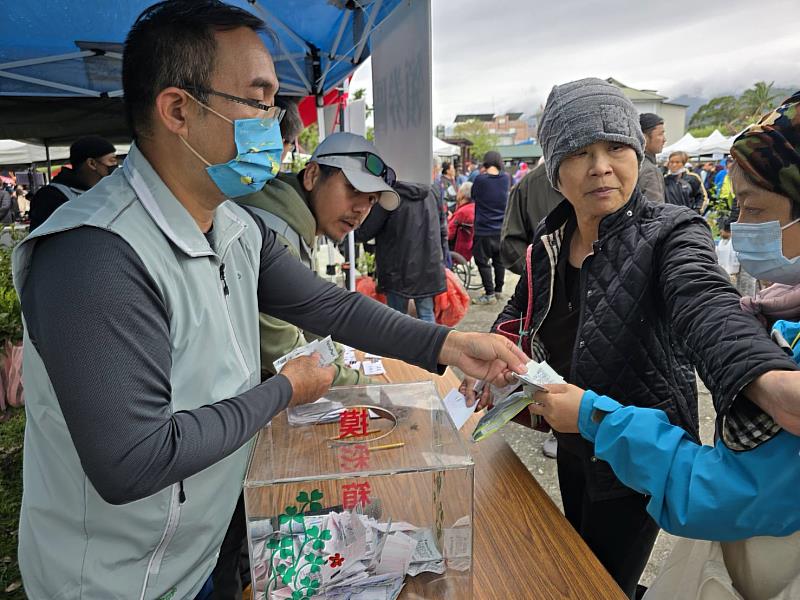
xmin=49 ymin=182 xmax=83 ymax=201
xmin=13 ymin=144 xmax=263 ymax=600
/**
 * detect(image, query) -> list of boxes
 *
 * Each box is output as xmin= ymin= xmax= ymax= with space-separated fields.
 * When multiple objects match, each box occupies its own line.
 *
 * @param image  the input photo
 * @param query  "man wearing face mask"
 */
xmin=12 ymin=2 xmax=528 ymax=598
xmin=28 ymin=135 xmax=117 ymax=231
xmin=524 ymin=92 xmax=800 ymax=599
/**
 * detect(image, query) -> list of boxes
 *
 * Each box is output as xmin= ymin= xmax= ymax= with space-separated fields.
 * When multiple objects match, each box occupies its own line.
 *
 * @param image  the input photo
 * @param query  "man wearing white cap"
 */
xmin=237 ymin=131 xmax=399 ymax=385
xmin=302 ymin=132 xmax=400 ymax=240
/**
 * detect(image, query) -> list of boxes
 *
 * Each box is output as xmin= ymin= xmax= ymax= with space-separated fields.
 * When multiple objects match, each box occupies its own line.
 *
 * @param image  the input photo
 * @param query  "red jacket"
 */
xmin=448 ymin=202 xmax=475 ymax=261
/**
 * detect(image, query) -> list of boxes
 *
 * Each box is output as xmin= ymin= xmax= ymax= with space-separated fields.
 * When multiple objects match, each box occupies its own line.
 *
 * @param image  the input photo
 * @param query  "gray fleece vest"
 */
xmin=13 ymin=144 xmax=262 ymax=599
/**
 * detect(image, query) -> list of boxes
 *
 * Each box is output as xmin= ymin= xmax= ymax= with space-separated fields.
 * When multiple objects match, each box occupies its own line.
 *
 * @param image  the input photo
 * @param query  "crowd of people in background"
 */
xmin=434 ymin=110 xmax=761 ymax=311
xmin=1 ymin=9 xmax=797 ymax=596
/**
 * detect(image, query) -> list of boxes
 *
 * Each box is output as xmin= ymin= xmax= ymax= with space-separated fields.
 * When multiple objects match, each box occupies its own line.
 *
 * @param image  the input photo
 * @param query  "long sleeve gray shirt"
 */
xmin=22 ymin=223 xmax=449 ymax=505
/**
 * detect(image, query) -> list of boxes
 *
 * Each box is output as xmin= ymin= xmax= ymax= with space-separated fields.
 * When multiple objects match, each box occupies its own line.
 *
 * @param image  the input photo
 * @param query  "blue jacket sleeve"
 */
xmin=579 ymin=390 xmax=800 ymax=541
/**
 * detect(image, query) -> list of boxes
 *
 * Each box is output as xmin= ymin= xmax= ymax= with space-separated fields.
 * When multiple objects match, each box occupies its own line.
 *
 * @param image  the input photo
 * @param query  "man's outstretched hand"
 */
xmin=438 ymin=331 xmax=527 ymax=387
xmin=281 ymin=353 xmax=336 ymax=407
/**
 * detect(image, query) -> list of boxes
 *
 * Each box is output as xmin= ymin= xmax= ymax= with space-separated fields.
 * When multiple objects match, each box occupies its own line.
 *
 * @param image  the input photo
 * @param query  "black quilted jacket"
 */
xmin=493 ymin=190 xmax=797 ymax=499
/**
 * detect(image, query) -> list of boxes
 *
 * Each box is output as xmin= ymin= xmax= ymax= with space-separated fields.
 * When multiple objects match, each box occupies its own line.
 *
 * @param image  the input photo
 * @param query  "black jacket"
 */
xmin=0 ymin=189 xmax=15 ymax=224
xmin=29 ymin=168 xmax=88 ymax=231
xmin=355 ymin=181 xmax=447 ymax=299
xmin=664 ymin=170 xmax=705 ymax=212
xmin=494 ymin=191 xmax=797 ymax=499
xmin=500 ymin=162 xmax=564 ymax=274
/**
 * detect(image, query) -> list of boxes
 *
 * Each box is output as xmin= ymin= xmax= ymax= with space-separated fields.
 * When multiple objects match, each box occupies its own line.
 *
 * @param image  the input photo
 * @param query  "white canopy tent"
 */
xmin=0 ymin=139 xmax=131 ymax=167
xmin=658 ymin=132 xmax=699 ymax=160
xmin=0 ymin=139 xmax=70 ymax=165
xmin=433 ymin=136 xmax=459 ymax=158
xmin=696 ymin=129 xmax=734 ymax=156
xmin=658 ymin=130 xmax=734 ymax=161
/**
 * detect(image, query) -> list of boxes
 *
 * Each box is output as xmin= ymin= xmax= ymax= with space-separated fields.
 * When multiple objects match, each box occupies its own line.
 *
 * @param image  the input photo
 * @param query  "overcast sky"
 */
xmin=350 ymin=0 xmax=800 ymax=125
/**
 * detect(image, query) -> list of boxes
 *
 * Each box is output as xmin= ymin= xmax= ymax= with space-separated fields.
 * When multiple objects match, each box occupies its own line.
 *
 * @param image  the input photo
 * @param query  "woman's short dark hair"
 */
xmin=483 ymin=151 xmax=503 ymax=171
xmin=441 ymin=161 xmax=452 ymax=176
xmin=122 ymin=0 xmax=271 ymax=138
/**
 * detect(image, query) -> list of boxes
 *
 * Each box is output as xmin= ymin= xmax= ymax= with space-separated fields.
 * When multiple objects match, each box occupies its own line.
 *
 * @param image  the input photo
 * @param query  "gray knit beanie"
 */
xmin=538 ymin=77 xmax=644 ymax=186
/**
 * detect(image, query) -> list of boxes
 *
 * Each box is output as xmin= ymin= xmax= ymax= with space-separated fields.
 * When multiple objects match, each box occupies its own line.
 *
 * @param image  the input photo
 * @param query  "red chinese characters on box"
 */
xmin=342 ymin=481 xmax=372 ymax=510
xmin=338 ymin=407 xmax=369 ymax=439
xmin=339 ymin=443 xmax=370 ymax=472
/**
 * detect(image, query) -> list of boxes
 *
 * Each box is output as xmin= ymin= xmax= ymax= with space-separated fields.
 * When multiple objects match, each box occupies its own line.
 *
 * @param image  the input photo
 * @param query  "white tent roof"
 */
xmin=0 ymin=139 xmax=131 ymax=167
xmin=433 ymin=136 xmax=459 ymax=158
xmin=696 ymin=129 xmax=734 ymax=156
xmin=658 ymin=130 xmax=734 ymax=161
xmin=0 ymin=139 xmax=71 ymax=165
xmin=658 ymin=132 xmax=699 ymax=159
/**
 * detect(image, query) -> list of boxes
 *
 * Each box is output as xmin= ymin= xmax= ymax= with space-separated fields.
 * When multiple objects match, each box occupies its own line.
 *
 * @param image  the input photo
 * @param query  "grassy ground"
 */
xmin=0 ymin=408 xmax=25 ymax=597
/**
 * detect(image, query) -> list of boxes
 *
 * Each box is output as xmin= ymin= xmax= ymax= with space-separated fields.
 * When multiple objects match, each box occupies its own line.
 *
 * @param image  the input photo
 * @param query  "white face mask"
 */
xmin=731 ymin=218 xmax=800 ymax=284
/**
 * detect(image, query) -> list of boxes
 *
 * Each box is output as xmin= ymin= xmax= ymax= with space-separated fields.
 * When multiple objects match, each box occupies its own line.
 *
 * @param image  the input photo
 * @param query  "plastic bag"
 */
xmin=0 ymin=341 xmax=23 ymax=411
xmin=434 ymin=269 xmax=469 ymax=327
xmin=355 ymin=275 xmax=387 ymax=304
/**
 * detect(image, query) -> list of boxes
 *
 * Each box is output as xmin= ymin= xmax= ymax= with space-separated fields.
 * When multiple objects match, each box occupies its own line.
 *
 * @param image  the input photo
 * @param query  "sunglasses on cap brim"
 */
xmin=315 ymin=151 xmax=397 ymax=187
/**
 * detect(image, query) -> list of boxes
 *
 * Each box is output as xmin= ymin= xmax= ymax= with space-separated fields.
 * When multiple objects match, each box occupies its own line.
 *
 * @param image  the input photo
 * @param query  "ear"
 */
xmin=153 ymin=86 xmax=195 ymax=137
xmin=303 ymin=162 xmax=320 ymax=192
xmin=84 ymin=158 xmax=99 ymax=172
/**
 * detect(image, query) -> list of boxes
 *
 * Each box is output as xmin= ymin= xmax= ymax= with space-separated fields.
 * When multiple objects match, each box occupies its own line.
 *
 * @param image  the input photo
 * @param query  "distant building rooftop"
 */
xmin=496 ymin=141 xmax=543 ymax=161
xmin=453 ymin=112 xmax=527 ymax=124
xmin=454 ymin=113 xmax=494 ymax=123
xmin=606 ymin=77 xmax=688 ymax=107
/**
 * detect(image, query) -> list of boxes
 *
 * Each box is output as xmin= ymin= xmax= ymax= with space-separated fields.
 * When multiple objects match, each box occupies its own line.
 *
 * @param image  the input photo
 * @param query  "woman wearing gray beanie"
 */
xmin=462 ymin=78 xmax=795 ymax=598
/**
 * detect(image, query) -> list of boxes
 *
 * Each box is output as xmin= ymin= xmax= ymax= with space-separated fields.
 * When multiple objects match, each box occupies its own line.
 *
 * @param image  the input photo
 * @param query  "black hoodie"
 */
xmin=29 ymin=167 xmax=88 ymax=231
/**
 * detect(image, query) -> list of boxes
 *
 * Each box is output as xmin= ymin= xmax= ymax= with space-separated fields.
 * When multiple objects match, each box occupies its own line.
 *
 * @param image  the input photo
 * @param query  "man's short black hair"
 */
xmin=275 ymin=96 xmax=304 ymax=144
xmin=122 ymin=0 xmax=270 ymax=139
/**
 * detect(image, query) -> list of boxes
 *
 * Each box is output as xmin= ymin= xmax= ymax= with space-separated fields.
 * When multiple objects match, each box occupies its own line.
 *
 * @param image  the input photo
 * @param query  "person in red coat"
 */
xmin=448 ymin=181 xmax=475 ymax=260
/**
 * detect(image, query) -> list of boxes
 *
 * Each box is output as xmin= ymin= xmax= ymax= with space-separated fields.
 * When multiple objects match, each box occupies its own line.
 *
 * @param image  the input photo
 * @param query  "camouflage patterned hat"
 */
xmin=730 ymin=91 xmax=800 ymax=204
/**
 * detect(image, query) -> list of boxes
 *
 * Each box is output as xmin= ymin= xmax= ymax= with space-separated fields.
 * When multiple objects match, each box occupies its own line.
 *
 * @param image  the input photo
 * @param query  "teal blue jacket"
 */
xmin=579 ymin=320 xmax=800 ymax=542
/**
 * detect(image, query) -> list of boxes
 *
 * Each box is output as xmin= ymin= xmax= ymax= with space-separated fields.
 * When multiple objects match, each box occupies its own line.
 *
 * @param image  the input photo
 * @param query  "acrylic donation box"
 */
xmin=244 ymin=381 xmax=475 ymax=600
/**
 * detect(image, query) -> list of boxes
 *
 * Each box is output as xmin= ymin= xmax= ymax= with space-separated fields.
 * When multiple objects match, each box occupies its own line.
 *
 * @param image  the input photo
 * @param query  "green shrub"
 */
xmin=0 ymin=226 xmax=25 ymax=597
xmin=0 ymin=408 xmax=24 ymax=597
xmin=0 ymin=226 xmax=24 ymax=344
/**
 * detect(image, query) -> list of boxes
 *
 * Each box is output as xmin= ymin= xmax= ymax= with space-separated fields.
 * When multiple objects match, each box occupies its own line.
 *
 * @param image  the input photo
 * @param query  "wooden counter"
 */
xmin=245 ymin=355 xmax=626 ymax=600
xmin=373 ymin=356 xmax=627 ymax=600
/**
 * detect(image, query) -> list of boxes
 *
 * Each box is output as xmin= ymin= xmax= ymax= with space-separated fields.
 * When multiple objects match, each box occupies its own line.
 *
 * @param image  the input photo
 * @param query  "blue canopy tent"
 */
xmin=0 ymin=0 xmax=401 ymax=144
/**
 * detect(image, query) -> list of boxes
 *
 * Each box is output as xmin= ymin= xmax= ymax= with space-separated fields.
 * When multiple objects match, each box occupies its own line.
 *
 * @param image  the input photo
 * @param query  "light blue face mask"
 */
xmin=731 ymin=218 xmax=800 ymax=285
xmin=180 ymin=96 xmax=283 ymax=198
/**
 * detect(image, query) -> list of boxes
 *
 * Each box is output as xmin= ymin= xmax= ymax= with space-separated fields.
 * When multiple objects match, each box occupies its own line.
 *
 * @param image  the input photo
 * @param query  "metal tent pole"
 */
xmin=45 ymin=142 xmax=51 ymax=183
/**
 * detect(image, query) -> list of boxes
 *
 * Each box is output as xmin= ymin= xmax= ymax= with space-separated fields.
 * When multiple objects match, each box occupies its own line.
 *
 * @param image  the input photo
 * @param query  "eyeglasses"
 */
xmin=316 ymin=151 xmax=396 ymax=186
xmin=185 ymin=87 xmax=285 ymax=124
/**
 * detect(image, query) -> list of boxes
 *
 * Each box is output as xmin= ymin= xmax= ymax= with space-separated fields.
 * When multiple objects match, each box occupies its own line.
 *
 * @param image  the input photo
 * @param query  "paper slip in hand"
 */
xmin=362 ymin=360 xmax=385 ymax=376
xmin=273 ymin=335 xmax=339 ymax=373
xmin=442 ymin=389 xmax=477 ymax=430
xmin=472 ymin=360 xmax=564 ymax=442
xmin=514 ymin=359 xmax=565 ymax=389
